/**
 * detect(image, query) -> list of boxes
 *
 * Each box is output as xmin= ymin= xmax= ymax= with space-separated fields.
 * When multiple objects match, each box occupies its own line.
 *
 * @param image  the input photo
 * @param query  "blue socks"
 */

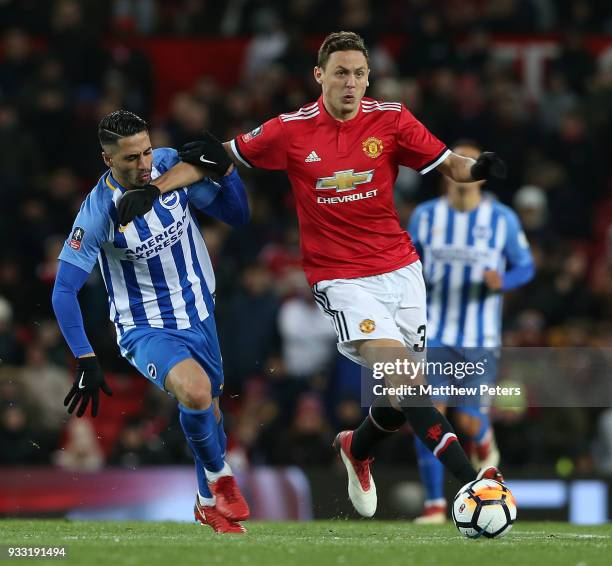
xmin=194 ymin=459 xmax=212 ymax=501
xmin=467 ymin=409 xmax=489 ymax=444
xmin=217 ymin=411 xmax=227 ymax=458
xmin=179 ymin=403 xmax=224 ymax=474
xmin=415 ymin=436 xmax=445 ymax=502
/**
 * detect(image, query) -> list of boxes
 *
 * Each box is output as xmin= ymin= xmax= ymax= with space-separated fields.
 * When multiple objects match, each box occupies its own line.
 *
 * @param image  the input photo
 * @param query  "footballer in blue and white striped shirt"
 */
xmin=52 ymin=110 xmax=250 ymax=532
xmin=407 ymin=140 xmax=534 ymax=523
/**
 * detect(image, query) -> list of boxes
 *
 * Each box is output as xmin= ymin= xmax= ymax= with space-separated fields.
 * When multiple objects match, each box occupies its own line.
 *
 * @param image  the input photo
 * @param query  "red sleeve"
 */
xmin=230 ymin=117 xmax=288 ymax=170
xmin=395 ymin=106 xmax=450 ymax=175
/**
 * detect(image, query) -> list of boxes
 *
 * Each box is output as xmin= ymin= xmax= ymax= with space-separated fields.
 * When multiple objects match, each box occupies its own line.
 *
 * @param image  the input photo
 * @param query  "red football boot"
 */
xmin=333 ymin=430 xmax=377 ymax=517
xmin=194 ymin=496 xmax=246 ymax=534
xmin=208 ymin=476 xmax=250 ymax=521
xmin=414 ymin=500 xmax=447 ymax=524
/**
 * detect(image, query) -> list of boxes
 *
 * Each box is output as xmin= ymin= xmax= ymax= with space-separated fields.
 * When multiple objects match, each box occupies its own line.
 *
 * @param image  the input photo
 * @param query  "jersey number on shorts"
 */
xmin=413 ymin=325 xmax=426 ymax=352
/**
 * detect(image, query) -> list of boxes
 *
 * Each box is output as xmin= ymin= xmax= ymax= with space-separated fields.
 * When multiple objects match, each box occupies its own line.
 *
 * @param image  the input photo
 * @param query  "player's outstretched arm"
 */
xmin=436 ymin=151 xmax=507 ymax=183
xmin=144 ymin=132 xmax=236 ymax=197
xmin=52 ymin=260 xmax=112 ymax=417
xmin=153 ymin=161 xmax=208 ymax=195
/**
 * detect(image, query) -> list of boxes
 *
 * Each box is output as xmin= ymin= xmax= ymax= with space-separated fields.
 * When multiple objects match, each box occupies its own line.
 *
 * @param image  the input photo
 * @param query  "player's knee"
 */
xmin=182 ymin=376 xmax=212 ymax=410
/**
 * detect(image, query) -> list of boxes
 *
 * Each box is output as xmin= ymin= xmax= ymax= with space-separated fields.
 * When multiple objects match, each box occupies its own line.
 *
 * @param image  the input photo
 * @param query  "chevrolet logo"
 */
xmin=316 ymin=169 xmax=374 ymax=193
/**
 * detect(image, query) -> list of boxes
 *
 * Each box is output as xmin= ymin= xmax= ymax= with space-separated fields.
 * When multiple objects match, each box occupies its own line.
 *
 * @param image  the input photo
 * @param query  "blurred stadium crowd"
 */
xmin=2 ymin=0 xmax=612 ymax=478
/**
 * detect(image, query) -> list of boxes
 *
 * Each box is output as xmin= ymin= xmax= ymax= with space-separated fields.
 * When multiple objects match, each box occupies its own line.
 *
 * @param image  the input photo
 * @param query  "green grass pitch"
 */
xmin=1 ymin=520 xmax=610 ymax=566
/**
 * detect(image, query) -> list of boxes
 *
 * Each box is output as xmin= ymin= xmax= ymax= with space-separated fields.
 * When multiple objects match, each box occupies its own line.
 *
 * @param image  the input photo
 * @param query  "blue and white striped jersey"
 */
xmin=408 ymin=195 xmax=533 ymax=348
xmin=59 ymin=148 xmax=221 ymax=336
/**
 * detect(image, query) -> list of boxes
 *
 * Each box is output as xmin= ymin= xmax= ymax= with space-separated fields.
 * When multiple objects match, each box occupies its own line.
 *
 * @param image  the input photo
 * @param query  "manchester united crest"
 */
xmin=362 ymin=137 xmax=384 ymax=159
xmin=359 ymin=319 xmax=376 ymax=334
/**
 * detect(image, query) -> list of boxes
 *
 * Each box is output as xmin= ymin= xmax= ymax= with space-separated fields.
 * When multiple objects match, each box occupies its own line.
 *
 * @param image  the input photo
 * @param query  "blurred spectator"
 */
xmin=112 ymin=0 xmax=158 ymax=35
xmin=0 ymin=297 xmax=23 ymax=365
xmin=416 ymin=67 xmax=459 ymax=142
xmin=52 ymin=417 xmax=104 ymax=471
xmin=513 ymin=185 xmax=549 ymax=238
xmin=545 ymin=109 xmax=603 ymax=205
xmin=20 ymin=344 xmax=71 ymax=433
xmin=163 ymin=92 xmax=210 ymax=147
xmin=47 ymin=0 xmax=107 ymax=91
xmin=556 ymin=30 xmax=595 ymax=95
xmin=398 ymin=11 xmax=456 ymax=78
xmin=0 ymin=101 xmax=43 ymax=194
xmin=539 ymin=71 xmax=579 ymax=133
xmin=102 ymin=30 xmax=155 ymax=118
xmin=0 ymin=402 xmax=41 ymax=465
xmin=0 ymin=28 xmax=36 ymax=99
xmin=218 ymin=262 xmax=281 ymax=386
xmin=259 ymin=224 xmax=302 ymax=287
xmin=458 ymin=28 xmax=495 ymax=78
xmin=108 ymin=417 xmax=169 ymax=468
xmin=0 ymin=256 xmax=30 ymax=325
xmin=242 ymin=11 xmax=288 ymax=82
xmin=234 ymin=378 xmax=281 ymax=462
xmin=20 ymin=56 xmax=75 ymax=168
xmin=277 ymin=270 xmax=336 ymax=379
xmin=267 ymin=393 xmax=334 ymax=466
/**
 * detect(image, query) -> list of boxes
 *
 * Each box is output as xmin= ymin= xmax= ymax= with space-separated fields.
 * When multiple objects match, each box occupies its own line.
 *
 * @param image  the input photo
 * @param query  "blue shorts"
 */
xmin=424 ymin=343 xmax=499 ymax=407
xmin=118 ymin=315 xmax=224 ymax=397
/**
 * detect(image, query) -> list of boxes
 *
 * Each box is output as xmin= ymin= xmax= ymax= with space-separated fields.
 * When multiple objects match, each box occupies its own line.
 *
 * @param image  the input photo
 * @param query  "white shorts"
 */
xmin=312 ymin=261 xmax=427 ymax=367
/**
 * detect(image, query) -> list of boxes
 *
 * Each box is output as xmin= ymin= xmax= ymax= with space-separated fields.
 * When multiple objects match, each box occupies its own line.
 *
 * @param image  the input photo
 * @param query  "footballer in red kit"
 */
xmin=229 ymin=97 xmax=449 ymax=285
xmin=118 ymin=31 xmax=509 ymax=520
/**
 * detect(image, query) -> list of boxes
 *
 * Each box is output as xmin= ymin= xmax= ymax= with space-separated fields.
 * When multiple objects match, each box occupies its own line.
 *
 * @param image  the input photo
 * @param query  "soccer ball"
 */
xmin=452 ymin=478 xmax=517 ymax=539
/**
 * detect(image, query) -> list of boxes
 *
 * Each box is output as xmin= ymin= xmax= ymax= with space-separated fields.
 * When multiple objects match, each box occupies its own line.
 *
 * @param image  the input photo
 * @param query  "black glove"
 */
xmin=178 ymin=131 xmax=232 ymax=176
xmin=64 ymin=356 xmax=113 ymax=418
xmin=470 ymin=152 xmax=507 ymax=181
xmin=117 ymin=184 xmax=160 ymax=225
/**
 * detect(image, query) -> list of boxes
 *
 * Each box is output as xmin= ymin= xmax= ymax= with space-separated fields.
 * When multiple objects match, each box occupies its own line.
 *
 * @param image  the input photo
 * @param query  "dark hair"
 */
xmin=317 ymin=31 xmax=369 ymax=69
xmin=98 ymin=109 xmax=148 ymax=148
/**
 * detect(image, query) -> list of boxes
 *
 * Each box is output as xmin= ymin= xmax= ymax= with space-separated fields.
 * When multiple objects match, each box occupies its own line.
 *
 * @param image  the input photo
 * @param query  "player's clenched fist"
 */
xmin=178 ymin=131 xmax=232 ymax=176
xmin=64 ymin=356 xmax=113 ymax=418
xmin=470 ymin=152 xmax=507 ymax=181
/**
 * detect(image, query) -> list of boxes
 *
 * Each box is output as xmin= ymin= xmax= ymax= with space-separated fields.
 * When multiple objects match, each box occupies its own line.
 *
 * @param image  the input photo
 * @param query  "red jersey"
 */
xmin=230 ymin=97 xmax=450 ymax=286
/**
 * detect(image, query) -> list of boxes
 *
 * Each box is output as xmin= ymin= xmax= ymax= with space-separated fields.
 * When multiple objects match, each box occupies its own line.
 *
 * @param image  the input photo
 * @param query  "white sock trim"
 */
xmin=205 ymin=461 xmax=232 ymax=483
xmin=198 ymin=492 xmax=215 ymax=507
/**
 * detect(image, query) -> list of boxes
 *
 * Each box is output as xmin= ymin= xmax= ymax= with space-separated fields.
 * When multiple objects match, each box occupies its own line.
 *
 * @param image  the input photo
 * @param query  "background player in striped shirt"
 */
xmin=117 ymin=32 xmax=508 ymax=518
xmin=51 ymin=110 xmax=251 ymax=533
xmin=409 ymin=140 xmax=535 ymax=523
